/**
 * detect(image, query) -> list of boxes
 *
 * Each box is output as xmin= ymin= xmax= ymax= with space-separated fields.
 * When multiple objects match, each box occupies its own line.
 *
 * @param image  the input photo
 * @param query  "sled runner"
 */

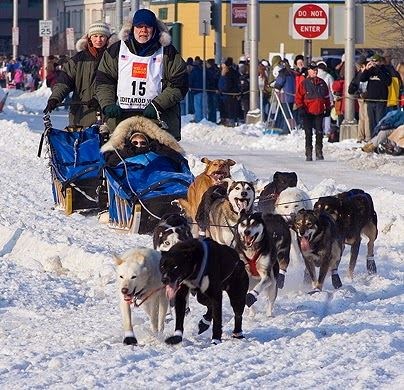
xmin=38 ymin=114 xmax=104 ymax=215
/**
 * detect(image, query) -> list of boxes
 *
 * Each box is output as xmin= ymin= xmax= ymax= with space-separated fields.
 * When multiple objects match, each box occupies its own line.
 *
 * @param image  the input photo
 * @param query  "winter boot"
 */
xmin=305 ymin=147 xmax=312 ymax=161
xmin=315 ymin=145 xmax=324 ymax=160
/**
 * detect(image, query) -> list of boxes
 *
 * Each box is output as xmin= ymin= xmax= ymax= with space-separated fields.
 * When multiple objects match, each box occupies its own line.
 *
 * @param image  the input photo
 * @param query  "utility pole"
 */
xmin=246 ymin=0 xmax=260 ymax=124
xmin=116 ymin=0 xmax=123 ymax=31
xmin=12 ymin=0 xmax=18 ymax=60
xmin=340 ymin=0 xmax=358 ymax=140
xmin=43 ymin=0 xmax=49 ymax=82
xmin=214 ymin=0 xmax=222 ymax=64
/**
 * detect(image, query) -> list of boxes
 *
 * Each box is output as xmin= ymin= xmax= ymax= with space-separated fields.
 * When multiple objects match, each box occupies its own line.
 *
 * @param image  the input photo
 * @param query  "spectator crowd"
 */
xmin=2 ymin=45 xmax=403 ymax=157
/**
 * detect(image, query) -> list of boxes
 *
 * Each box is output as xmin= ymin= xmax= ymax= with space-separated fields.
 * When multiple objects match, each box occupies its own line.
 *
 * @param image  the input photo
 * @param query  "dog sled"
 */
xmin=101 ymin=116 xmax=194 ymax=234
xmin=38 ymin=114 xmax=104 ymax=215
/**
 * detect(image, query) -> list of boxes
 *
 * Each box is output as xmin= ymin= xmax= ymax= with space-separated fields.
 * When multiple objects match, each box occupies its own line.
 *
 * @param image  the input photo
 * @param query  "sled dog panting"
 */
xmin=176 ymin=157 xmax=235 ymax=221
xmin=114 ymin=247 xmax=168 ymax=345
xmin=153 ymin=213 xmax=193 ymax=252
xmin=314 ymin=189 xmax=378 ymax=278
xmin=291 ymin=209 xmax=344 ymax=293
xmin=160 ymin=238 xmax=249 ymax=345
xmin=235 ymin=212 xmax=284 ymax=316
xmin=205 ymin=180 xmax=255 ymax=247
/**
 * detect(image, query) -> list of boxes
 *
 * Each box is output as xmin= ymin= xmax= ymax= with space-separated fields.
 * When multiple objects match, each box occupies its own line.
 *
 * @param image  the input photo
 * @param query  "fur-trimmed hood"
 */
xmin=118 ymin=15 xmax=171 ymax=47
xmin=75 ymin=32 xmax=119 ymax=52
xmin=101 ymin=116 xmax=184 ymax=155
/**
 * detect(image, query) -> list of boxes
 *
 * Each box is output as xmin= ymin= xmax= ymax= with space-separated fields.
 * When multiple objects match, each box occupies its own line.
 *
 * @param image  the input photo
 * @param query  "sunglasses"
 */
xmin=132 ymin=140 xmax=148 ymax=146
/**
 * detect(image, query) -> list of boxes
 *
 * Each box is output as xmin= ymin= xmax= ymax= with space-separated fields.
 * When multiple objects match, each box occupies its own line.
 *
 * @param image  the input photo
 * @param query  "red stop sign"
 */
xmin=293 ymin=4 xmax=328 ymax=39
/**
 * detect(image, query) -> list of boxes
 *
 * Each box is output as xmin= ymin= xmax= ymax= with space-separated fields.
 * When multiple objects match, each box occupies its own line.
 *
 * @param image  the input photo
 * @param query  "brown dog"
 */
xmin=177 ymin=157 xmax=236 ymax=221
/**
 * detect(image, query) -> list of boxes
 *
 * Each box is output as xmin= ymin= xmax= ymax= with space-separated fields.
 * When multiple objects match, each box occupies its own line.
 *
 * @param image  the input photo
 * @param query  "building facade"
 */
xmin=0 ymin=1 xmax=401 ymax=61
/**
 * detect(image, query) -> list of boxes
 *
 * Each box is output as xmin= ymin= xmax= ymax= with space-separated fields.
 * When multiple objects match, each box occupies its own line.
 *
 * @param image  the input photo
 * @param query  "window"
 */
xmin=158 ymin=8 xmax=168 ymax=21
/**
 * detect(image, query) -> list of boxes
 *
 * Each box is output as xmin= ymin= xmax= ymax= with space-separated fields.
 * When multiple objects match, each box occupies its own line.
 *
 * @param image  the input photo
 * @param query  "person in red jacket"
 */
xmin=295 ymin=62 xmax=330 ymax=161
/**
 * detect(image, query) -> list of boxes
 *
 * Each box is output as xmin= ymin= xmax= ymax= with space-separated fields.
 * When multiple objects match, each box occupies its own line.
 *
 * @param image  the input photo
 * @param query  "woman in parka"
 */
xmin=95 ymin=9 xmax=188 ymax=140
xmin=43 ymin=21 xmax=113 ymax=127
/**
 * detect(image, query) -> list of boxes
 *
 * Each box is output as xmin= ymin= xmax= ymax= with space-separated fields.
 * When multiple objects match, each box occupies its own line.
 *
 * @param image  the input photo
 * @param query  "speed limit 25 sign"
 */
xmin=39 ymin=20 xmax=53 ymax=37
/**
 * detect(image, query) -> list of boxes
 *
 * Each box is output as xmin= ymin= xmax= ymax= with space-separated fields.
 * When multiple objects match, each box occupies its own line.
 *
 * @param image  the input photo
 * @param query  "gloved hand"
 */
xmin=143 ymin=102 xmax=158 ymax=119
xmin=87 ymin=97 xmax=100 ymax=110
xmin=103 ymin=104 xmax=122 ymax=119
xmin=43 ymin=98 xmax=59 ymax=114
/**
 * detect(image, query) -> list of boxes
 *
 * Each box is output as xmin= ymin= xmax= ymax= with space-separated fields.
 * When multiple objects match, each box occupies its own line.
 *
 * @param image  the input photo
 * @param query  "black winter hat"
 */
xmin=224 ymin=57 xmax=233 ymax=67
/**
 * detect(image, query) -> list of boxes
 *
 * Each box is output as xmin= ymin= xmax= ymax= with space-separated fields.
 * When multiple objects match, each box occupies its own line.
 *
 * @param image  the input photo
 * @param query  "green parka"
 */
xmin=49 ymin=35 xmax=114 ymax=127
xmin=95 ymin=18 xmax=188 ymax=140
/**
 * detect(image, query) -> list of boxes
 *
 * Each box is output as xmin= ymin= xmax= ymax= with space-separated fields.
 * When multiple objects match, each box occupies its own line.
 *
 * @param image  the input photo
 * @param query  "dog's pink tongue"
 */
xmin=300 ymin=237 xmax=311 ymax=251
xmin=166 ymin=285 xmax=177 ymax=301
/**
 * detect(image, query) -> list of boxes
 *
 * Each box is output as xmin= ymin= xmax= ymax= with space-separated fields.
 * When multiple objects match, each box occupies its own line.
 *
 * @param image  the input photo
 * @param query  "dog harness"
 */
xmin=243 ymin=250 xmax=261 ymax=277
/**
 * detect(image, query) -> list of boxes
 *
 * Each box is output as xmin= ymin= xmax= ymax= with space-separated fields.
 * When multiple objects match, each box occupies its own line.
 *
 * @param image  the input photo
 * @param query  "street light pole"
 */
xmin=340 ymin=0 xmax=358 ymax=140
xmin=43 ymin=0 xmax=49 ymax=82
xmin=246 ymin=0 xmax=260 ymax=124
xmin=12 ymin=0 xmax=18 ymax=60
xmin=131 ymin=0 xmax=140 ymax=14
xmin=116 ymin=0 xmax=123 ymax=31
xmin=214 ymin=0 xmax=222 ymax=64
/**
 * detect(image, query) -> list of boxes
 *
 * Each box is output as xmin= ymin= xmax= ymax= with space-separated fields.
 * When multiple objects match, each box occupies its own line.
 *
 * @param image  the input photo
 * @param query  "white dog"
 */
xmin=274 ymin=187 xmax=313 ymax=275
xmin=114 ymin=247 xmax=168 ymax=345
xmin=274 ymin=187 xmax=312 ymax=219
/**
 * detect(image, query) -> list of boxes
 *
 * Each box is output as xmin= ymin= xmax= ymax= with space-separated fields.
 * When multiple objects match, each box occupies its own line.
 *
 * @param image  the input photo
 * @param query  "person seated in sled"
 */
xmin=101 ymin=116 xmax=187 ymax=168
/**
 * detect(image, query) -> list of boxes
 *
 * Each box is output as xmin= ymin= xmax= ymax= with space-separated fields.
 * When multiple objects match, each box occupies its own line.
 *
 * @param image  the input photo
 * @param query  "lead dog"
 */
xmin=176 ymin=157 xmax=236 ymax=221
xmin=160 ymin=238 xmax=249 ymax=345
xmin=114 ymin=247 xmax=168 ymax=345
xmin=291 ymin=209 xmax=343 ymax=293
xmin=313 ymin=189 xmax=378 ymax=278
xmin=236 ymin=212 xmax=291 ymax=316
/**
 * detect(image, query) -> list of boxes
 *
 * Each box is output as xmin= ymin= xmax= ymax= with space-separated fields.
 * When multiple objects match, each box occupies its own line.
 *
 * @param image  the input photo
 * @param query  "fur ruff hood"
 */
xmin=118 ymin=16 xmax=171 ymax=47
xmin=75 ymin=33 xmax=119 ymax=52
xmin=101 ymin=116 xmax=184 ymax=155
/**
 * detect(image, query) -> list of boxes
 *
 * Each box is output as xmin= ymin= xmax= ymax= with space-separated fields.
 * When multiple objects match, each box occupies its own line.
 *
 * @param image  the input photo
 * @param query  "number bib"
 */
xmin=117 ymin=44 xmax=163 ymax=110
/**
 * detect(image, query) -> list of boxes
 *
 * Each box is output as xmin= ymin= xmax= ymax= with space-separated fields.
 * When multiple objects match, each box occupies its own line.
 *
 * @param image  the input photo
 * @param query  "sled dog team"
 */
xmin=114 ymin=158 xmax=378 ymax=346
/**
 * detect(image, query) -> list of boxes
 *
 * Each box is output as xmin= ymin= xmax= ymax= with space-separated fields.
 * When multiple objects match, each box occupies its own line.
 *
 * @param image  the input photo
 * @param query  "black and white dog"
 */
xmin=160 ymin=238 xmax=249 ymax=345
xmin=291 ymin=209 xmax=344 ymax=293
xmin=153 ymin=213 xmax=193 ymax=251
xmin=236 ymin=212 xmax=291 ymax=316
xmin=153 ymin=213 xmax=193 ymax=318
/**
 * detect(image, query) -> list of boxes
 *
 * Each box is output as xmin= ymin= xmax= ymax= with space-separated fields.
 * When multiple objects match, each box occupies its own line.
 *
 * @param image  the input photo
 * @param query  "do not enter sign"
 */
xmin=292 ymin=3 xmax=329 ymax=40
